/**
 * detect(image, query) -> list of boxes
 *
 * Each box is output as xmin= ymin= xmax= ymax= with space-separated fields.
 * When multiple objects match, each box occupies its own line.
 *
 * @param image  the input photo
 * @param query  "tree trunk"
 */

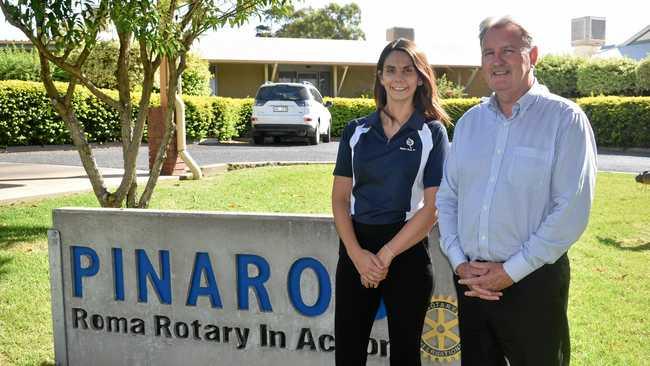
xmin=37 ymin=54 xmax=115 ymax=207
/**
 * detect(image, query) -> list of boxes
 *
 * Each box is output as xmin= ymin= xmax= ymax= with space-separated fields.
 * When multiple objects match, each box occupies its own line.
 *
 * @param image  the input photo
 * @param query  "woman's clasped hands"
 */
xmin=351 ymin=245 xmax=396 ymax=289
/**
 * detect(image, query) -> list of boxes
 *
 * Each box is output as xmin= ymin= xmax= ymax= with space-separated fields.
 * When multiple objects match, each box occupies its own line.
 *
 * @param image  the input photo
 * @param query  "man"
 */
xmin=436 ymin=16 xmax=597 ymax=366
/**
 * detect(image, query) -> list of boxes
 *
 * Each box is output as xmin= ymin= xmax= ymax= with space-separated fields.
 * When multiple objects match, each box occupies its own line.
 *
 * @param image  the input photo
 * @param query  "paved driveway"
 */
xmin=0 ymin=141 xmax=340 ymax=171
xmin=1 ymin=141 xmax=648 ymax=173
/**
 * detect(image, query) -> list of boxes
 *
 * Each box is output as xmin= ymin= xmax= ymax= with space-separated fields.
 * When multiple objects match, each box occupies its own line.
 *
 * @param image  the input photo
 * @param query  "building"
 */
xmin=0 ymin=40 xmax=33 ymax=50
xmin=595 ymin=24 xmax=650 ymax=60
xmin=192 ymin=29 xmax=489 ymax=98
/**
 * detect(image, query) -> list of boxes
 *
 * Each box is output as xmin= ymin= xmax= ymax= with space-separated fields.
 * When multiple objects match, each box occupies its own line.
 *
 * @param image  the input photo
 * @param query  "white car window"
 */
xmin=309 ymin=89 xmax=324 ymax=104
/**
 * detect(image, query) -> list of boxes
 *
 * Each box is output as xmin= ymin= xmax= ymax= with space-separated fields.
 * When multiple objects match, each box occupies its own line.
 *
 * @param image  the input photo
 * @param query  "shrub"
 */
xmin=535 ymin=55 xmax=586 ymax=97
xmin=636 ymin=56 xmax=650 ymax=95
xmin=0 ymin=80 xmax=64 ymax=145
xmin=182 ymin=52 xmax=212 ymax=96
xmin=209 ymin=97 xmax=249 ymax=141
xmin=325 ymin=97 xmax=375 ymax=137
xmin=324 ymin=97 xmax=480 ymax=139
xmin=437 ymin=74 xmax=466 ymax=99
xmin=577 ymin=58 xmax=638 ymax=96
xmin=0 ymin=80 xmax=123 ymax=146
xmin=0 ymin=47 xmax=40 ymax=81
xmin=79 ymin=40 xmax=144 ymax=90
xmin=234 ymin=98 xmax=254 ymax=137
xmin=578 ymin=96 xmax=650 ymax=148
xmin=182 ymin=95 xmax=214 ymax=141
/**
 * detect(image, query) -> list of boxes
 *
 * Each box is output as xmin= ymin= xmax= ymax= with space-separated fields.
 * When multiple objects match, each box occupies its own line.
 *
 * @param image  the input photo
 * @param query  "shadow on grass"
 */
xmin=0 ymin=225 xmax=48 ymax=250
xmin=0 ymin=256 xmax=13 ymax=281
xmin=597 ymin=236 xmax=650 ymax=252
xmin=39 ymin=361 xmax=55 ymax=366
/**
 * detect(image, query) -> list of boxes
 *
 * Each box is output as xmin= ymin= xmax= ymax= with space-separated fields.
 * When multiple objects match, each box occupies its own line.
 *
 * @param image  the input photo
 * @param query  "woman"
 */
xmin=332 ymin=38 xmax=451 ymax=365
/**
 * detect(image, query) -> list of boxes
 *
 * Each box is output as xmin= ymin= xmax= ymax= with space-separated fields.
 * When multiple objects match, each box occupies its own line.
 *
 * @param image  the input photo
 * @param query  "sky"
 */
xmin=1 ymin=0 xmax=647 ymax=55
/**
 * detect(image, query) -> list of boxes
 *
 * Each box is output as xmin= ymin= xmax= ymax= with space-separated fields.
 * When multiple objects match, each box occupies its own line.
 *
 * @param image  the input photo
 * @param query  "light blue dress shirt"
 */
xmin=436 ymin=81 xmax=597 ymax=283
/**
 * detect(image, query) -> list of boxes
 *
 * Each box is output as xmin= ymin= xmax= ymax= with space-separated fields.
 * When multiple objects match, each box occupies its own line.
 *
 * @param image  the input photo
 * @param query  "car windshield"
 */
xmin=255 ymin=85 xmax=310 ymax=102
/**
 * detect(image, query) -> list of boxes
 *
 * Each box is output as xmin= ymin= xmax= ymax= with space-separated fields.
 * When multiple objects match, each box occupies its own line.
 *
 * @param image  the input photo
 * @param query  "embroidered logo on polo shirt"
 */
xmin=400 ymin=137 xmax=416 ymax=152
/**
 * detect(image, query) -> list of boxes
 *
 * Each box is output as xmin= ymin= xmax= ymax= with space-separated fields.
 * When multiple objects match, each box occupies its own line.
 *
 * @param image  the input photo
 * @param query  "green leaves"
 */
xmin=636 ymin=56 xmax=650 ymax=95
xmin=535 ymin=55 xmax=586 ymax=98
xmin=577 ymin=58 xmax=638 ymax=97
xmin=180 ymin=52 xmax=211 ymax=96
xmin=0 ymin=48 xmax=40 ymax=81
xmin=537 ymin=55 xmax=650 ymax=97
xmin=437 ymin=74 xmax=466 ymax=99
xmin=266 ymin=2 xmax=365 ymax=40
xmin=78 ymin=40 xmax=144 ymax=90
xmin=578 ymin=96 xmax=650 ymax=147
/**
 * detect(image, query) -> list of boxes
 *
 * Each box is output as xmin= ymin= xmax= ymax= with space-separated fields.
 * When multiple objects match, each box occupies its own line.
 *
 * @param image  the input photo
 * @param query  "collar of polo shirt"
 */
xmin=367 ymin=109 xmax=427 ymax=131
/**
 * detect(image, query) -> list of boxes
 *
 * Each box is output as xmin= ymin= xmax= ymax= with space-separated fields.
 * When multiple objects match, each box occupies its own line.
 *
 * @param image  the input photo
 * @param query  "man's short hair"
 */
xmin=479 ymin=16 xmax=533 ymax=48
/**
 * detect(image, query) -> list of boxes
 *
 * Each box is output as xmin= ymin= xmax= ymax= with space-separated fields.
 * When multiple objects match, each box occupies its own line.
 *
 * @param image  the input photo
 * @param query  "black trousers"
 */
xmin=454 ymin=254 xmax=571 ymax=366
xmin=335 ymin=220 xmax=433 ymax=366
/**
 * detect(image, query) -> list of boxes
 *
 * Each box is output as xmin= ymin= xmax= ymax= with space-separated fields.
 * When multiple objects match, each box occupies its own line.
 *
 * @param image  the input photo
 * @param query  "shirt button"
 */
xmin=489 ymin=177 xmax=495 ymax=183
xmin=496 ymin=149 xmax=502 ymax=155
xmin=481 ymin=235 xmax=486 ymax=240
xmin=482 ymin=205 xmax=488 ymax=211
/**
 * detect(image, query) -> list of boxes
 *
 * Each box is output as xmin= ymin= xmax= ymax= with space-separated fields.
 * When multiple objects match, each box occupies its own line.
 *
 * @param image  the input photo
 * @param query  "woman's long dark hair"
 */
xmin=374 ymin=38 xmax=451 ymax=126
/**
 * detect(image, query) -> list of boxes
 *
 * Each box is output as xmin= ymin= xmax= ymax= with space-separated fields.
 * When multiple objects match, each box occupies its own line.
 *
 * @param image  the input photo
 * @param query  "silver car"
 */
xmin=251 ymin=82 xmax=333 ymax=145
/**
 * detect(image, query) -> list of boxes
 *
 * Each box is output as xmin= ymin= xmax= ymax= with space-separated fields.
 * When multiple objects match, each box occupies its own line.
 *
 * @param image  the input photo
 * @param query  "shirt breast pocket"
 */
xmin=507 ymin=147 xmax=550 ymax=189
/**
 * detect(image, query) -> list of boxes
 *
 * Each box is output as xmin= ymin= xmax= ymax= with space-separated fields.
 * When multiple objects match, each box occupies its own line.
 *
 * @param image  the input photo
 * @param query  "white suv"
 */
xmin=251 ymin=82 xmax=333 ymax=145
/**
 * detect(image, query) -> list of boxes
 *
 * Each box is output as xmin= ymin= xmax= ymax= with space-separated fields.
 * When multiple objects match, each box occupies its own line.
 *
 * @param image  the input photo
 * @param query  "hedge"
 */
xmin=0 ymin=80 xmax=245 ymax=146
xmin=2 ymin=80 xmax=650 ymax=148
xmin=0 ymin=80 xmax=121 ymax=145
xmin=637 ymin=57 xmax=650 ymax=95
xmin=578 ymin=96 xmax=650 ymax=147
xmin=322 ymin=97 xmax=479 ymax=140
xmin=577 ymin=58 xmax=638 ymax=96
xmin=536 ymin=55 xmax=586 ymax=98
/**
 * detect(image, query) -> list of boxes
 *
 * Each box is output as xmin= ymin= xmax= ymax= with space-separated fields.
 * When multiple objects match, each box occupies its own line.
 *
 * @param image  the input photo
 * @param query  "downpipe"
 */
xmin=175 ymin=93 xmax=203 ymax=180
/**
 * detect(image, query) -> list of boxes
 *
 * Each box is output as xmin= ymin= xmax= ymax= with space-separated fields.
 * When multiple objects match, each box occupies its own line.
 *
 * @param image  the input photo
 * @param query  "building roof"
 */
xmin=192 ymin=34 xmax=481 ymax=68
xmin=596 ymin=43 xmax=650 ymax=60
xmin=595 ymin=25 xmax=650 ymax=61
xmin=0 ymin=40 xmax=32 ymax=47
xmin=622 ymin=25 xmax=650 ymax=46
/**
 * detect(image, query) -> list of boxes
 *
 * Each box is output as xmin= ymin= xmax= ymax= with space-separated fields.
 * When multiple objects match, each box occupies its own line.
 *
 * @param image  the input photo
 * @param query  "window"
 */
xmin=278 ymin=71 xmax=296 ymax=83
xmin=309 ymin=89 xmax=324 ymax=103
xmin=255 ymin=85 xmax=310 ymax=102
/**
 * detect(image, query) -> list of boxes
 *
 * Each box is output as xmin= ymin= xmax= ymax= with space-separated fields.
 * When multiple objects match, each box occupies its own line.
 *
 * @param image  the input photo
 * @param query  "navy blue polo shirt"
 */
xmin=333 ymin=110 xmax=450 ymax=225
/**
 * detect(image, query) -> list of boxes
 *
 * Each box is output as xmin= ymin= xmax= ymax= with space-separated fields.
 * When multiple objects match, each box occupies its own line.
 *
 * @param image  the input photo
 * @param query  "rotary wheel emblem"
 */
xmin=420 ymin=296 xmax=461 ymax=362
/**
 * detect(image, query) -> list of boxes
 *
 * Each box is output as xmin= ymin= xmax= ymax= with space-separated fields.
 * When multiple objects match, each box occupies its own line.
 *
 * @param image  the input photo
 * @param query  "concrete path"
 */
xmin=0 ymin=162 xmax=157 ymax=204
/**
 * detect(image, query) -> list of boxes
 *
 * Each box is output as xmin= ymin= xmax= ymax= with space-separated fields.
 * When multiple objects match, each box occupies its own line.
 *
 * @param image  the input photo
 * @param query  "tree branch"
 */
xmin=37 ymin=52 xmax=111 ymax=206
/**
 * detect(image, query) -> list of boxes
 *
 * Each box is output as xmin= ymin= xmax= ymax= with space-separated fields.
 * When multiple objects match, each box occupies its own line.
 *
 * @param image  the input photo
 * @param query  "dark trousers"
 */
xmin=335 ymin=221 xmax=433 ymax=366
xmin=454 ymin=254 xmax=571 ymax=366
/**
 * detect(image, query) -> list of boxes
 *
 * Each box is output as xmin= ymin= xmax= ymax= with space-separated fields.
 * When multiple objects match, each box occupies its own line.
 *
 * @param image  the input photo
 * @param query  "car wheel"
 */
xmin=309 ymin=124 xmax=320 ymax=145
xmin=253 ymin=135 xmax=265 ymax=145
xmin=322 ymin=124 xmax=331 ymax=143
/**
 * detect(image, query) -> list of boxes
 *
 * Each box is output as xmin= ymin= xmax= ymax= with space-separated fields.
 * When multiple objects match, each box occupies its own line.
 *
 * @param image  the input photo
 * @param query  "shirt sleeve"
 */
xmin=503 ymin=109 xmax=598 ymax=282
xmin=435 ymin=118 xmax=469 ymax=271
xmin=332 ymin=121 xmax=354 ymax=177
xmin=423 ymin=122 xmax=450 ymax=188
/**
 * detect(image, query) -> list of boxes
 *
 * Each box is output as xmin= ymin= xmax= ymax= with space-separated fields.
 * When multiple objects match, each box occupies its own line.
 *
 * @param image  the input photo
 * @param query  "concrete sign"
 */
xmin=49 ymin=208 xmax=459 ymax=365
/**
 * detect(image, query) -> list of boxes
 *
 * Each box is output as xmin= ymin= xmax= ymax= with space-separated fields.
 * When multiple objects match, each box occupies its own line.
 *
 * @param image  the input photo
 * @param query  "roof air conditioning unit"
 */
xmin=571 ymin=16 xmax=606 ymax=47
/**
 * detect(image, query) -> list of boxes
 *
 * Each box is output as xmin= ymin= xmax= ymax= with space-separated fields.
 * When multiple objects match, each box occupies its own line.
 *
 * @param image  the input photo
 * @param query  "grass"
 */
xmin=0 ymin=166 xmax=649 ymax=365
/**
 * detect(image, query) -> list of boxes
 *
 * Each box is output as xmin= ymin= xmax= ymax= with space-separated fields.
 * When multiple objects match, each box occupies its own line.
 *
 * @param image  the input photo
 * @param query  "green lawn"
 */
xmin=0 ymin=166 xmax=649 ymax=365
